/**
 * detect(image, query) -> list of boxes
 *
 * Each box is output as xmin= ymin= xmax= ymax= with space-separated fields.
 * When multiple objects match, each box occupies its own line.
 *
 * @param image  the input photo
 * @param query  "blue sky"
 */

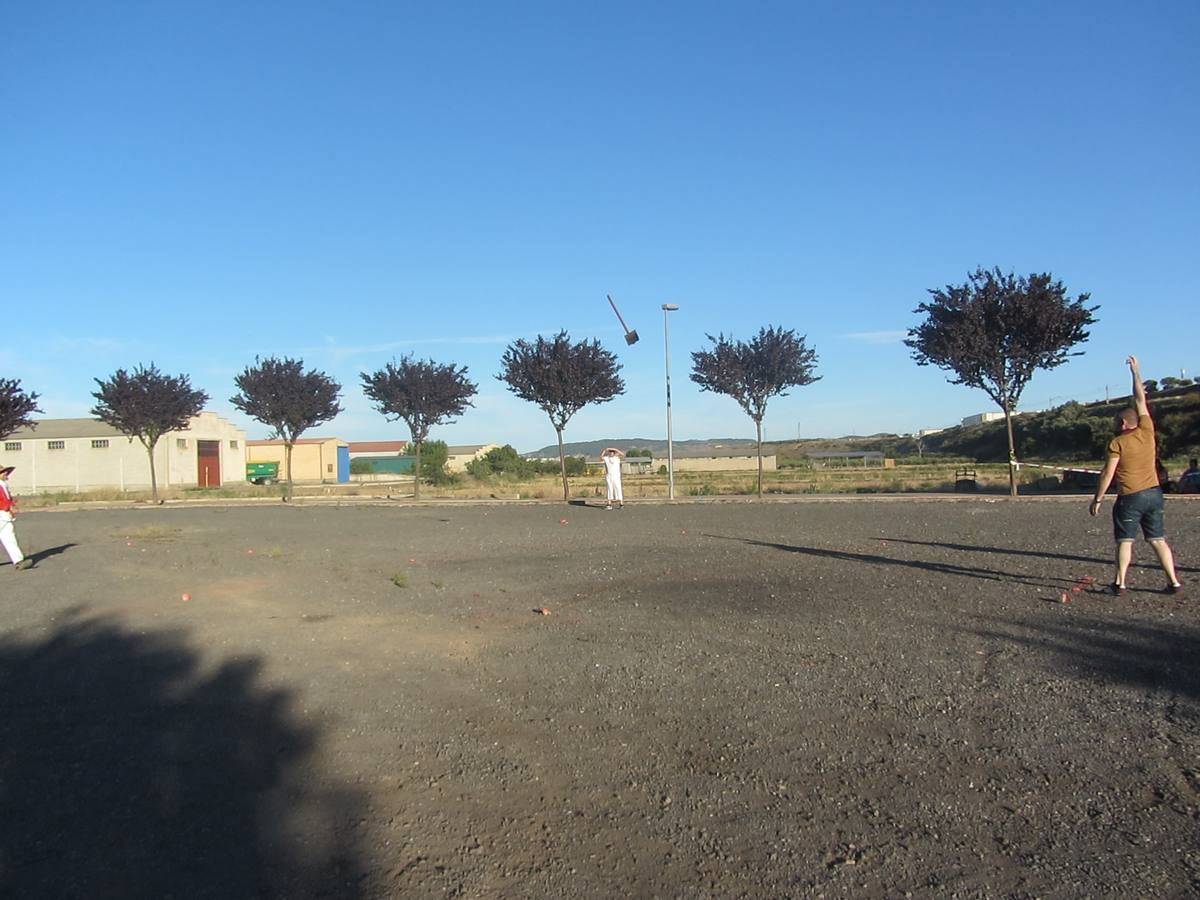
xmin=3 ymin=2 xmax=1197 ymax=452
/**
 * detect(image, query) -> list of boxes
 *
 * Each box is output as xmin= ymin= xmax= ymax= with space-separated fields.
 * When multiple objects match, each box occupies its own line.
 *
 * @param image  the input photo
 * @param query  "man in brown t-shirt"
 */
xmin=1089 ymin=355 xmax=1182 ymax=595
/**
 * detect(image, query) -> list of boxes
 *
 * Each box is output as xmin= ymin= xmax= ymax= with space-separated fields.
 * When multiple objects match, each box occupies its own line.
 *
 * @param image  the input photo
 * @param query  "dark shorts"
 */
xmin=1112 ymin=487 xmax=1165 ymax=542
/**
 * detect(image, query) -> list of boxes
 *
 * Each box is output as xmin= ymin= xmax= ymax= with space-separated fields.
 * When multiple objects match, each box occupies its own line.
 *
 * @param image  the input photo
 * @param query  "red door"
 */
xmin=197 ymin=440 xmax=221 ymax=488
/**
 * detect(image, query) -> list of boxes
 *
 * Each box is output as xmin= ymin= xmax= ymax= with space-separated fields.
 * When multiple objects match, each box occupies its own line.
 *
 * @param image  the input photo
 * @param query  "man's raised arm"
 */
xmin=1128 ymin=355 xmax=1149 ymax=419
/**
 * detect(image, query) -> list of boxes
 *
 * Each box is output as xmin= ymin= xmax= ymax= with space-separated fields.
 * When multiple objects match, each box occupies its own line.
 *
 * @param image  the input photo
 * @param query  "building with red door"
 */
xmin=2 ymin=412 xmax=247 ymax=495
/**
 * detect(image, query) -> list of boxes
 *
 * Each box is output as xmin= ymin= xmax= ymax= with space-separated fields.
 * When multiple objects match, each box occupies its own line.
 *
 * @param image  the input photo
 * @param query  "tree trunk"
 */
xmin=556 ymin=428 xmax=568 ymax=501
xmin=755 ymin=418 xmax=764 ymax=497
xmin=144 ymin=437 xmax=160 ymax=504
xmin=1003 ymin=399 xmax=1018 ymax=498
xmin=284 ymin=441 xmax=294 ymax=502
xmin=413 ymin=440 xmax=422 ymax=501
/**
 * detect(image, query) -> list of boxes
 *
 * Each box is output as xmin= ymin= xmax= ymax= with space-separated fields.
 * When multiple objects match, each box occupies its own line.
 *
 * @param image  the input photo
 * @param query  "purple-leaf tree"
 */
xmin=0 ymin=378 xmax=41 ymax=440
xmin=498 ymin=332 xmax=624 ymax=501
xmin=690 ymin=326 xmax=820 ymax=497
xmin=92 ymin=364 xmax=208 ymax=503
xmin=906 ymin=267 xmax=1097 ymax=497
xmin=361 ymin=356 xmax=477 ymax=500
xmin=231 ymin=357 xmax=342 ymax=501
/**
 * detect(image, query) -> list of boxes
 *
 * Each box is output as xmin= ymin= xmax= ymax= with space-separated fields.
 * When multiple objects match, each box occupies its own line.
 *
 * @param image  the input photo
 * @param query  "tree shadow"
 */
xmin=0 ymin=613 xmax=365 ymax=898
xmin=958 ymin=612 xmax=1200 ymax=707
xmin=702 ymin=533 xmax=1064 ymax=589
xmin=880 ymin=535 xmax=1197 ymax=575
xmin=879 ymin=536 xmax=1108 ymax=567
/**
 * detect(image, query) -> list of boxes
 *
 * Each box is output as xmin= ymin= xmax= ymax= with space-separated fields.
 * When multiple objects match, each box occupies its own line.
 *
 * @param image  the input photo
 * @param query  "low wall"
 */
xmin=667 ymin=455 xmax=776 ymax=473
xmin=349 ymin=473 xmax=416 ymax=484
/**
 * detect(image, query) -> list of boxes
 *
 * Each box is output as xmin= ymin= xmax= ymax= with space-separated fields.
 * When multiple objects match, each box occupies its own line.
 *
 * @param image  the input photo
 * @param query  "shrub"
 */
xmin=406 ymin=439 xmax=454 ymax=484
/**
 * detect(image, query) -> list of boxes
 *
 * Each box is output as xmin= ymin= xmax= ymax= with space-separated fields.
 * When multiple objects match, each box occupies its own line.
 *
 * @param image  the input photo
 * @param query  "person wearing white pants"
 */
xmin=601 ymin=448 xmax=625 ymax=510
xmin=0 ymin=466 xmax=32 ymax=569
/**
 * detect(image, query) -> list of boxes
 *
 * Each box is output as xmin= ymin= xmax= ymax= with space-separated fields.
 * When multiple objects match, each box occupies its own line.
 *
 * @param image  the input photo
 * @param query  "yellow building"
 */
xmin=446 ymin=444 xmax=499 ymax=473
xmin=245 ymin=437 xmax=350 ymax=483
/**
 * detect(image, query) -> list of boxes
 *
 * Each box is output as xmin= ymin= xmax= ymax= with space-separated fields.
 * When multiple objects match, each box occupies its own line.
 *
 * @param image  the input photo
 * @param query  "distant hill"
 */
xmin=524 ymin=435 xmax=906 ymax=459
xmin=520 ymin=384 xmax=1200 ymax=462
xmin=919 ymin=383 xmax=1200 ymax=462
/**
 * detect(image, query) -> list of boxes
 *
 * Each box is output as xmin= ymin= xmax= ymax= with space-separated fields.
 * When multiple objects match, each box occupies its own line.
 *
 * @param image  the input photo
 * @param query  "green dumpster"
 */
xmin=246 ymin=461 xmax=280 ymax=485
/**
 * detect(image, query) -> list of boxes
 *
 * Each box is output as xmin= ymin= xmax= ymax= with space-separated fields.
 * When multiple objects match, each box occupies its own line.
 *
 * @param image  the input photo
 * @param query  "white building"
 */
xmin=446 ymin=444 xmax=500 ymax=473
xmin=2 ymin=411 xmax=247 ymax=494
xmin=961 ymin=412 xmax=1006 ymax=427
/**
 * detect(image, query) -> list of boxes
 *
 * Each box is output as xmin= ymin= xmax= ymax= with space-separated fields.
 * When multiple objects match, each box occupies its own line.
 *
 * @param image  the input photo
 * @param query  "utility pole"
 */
xmin=662 ymin=303 xmax=679 ymax=500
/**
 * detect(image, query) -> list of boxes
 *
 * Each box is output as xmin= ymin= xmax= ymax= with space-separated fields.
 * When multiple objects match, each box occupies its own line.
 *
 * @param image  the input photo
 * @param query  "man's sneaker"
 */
xmin=1108 ymin=583 xmax=1126 ymax=596
xmin=14 ymin=559 xmax=32 ymax=570
xmin=605 ymin=504 xmax=613 ymax=510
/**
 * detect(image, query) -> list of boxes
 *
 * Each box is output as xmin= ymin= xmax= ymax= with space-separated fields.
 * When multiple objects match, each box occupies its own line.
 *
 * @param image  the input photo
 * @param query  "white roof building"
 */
xmin=2 ymin=411 xmax=247 ymax=494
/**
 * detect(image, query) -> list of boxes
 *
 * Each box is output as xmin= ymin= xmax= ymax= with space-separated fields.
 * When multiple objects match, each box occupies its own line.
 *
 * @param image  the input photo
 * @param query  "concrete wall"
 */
xmin=663 ymin=455 xmax=776 ymax=473
xmin=349 ymin=472 xmax=416 ymax=484
xmin=3 ymin=411 xmax=247 ymax=493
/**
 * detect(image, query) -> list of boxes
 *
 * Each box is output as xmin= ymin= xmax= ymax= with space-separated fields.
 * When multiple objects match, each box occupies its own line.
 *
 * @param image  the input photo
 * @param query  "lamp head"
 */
xmin=661 ymin=303 xmax=679 ymax=311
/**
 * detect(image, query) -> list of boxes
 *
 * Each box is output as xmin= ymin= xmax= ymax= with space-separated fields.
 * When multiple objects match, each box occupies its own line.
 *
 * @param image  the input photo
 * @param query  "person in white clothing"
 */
xmin=601 ymin=448 xmax=625 ymax=510
xmin=0 ymin=466 xmax=32 ymax=569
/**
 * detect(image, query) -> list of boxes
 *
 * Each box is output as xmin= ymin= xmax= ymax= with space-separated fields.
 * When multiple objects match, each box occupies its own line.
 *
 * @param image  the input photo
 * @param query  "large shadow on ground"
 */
xmin=880 ymin=535 xmax=1197 ymax=574
xmin=704 ymin=533 xmax=1063 ymax=588
xmin=0 ymin=613 xmax=365 ymax=898
xmin=879 ymin=536 xmax=1108 ymax=567
xmin=962 ymin=613 xmax=1200 ymax=707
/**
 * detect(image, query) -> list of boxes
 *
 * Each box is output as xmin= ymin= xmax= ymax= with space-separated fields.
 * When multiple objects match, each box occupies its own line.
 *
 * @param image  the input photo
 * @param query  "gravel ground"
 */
xmin=1 ymin=497 xmax=1197 ymax=899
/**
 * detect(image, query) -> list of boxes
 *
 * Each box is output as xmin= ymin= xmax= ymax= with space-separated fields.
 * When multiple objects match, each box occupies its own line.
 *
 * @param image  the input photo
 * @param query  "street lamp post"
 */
xmin=662 ymin=303 xmax=679 ymax=500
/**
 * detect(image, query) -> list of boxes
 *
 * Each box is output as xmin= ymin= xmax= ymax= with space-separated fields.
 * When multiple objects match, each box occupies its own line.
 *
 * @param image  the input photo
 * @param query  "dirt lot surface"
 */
xmin=2 ymin=497 xmax=1198 ymax=898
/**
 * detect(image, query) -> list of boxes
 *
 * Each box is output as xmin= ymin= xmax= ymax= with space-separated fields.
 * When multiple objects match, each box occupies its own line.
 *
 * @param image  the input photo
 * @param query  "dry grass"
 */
xmin=477 ymin=465 xmax=1014 ymax=498
xmin=22 ymin=461 xmax=1080 ymax=508
xmin=115 ymin=525 xmax=183 ymax=542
